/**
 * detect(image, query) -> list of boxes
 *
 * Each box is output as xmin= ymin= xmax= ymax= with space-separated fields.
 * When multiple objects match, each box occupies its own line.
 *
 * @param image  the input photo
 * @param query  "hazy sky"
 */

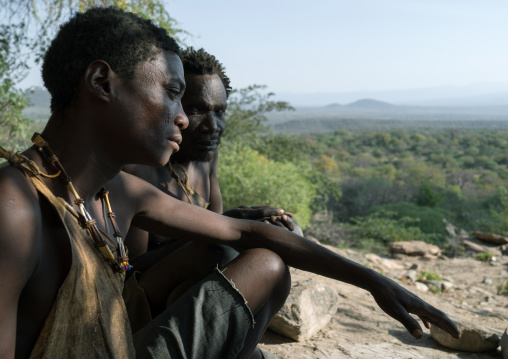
xmin=20 ymin=0 xmax=508 ymax=94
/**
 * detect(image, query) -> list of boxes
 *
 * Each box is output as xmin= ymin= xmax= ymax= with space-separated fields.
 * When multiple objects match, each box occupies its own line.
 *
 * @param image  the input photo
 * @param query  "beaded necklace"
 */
xmin=31 ymin=133 xmax=132 ymax=274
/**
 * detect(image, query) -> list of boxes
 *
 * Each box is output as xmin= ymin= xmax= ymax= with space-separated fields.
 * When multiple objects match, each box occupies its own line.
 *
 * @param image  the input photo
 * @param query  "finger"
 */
xmin=412 ymin=307 xmax=460 ymax=339
xmin=284 ymin=212 xmax=293 ymax=218
xmin=281 ymin=215 xmax=295 ymax=231
xmin=396 ymin=310 xmax=424 ymax=339
xmin=418 ymin=315 xmax=431 ymax=329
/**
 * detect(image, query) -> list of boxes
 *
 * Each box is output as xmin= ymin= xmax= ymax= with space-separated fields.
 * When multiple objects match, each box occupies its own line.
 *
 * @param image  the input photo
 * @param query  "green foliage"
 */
xmin=417 ymin=270 xmax=443 ymax=282
xmin=222 ymin=85 xmax=293 ymax=149
xmin=0 ymin=0 xmax=188 ymax=60
xmin=428 ymin=286 xmax=442 ymax=295
xmin=416 ymin=183 xmax=442 ymax=207
xmin=218 ymin=144 xmax=317 ymax=228
xmin=474 ymin=252 xmax=493 ymax=262
xmin=477 ymin=186 xmax=508 ymax=235
xmin=368 ymin=202 xmax=452 ymax=245
xmin=346 ymin=210 xmax=435 ymax=254
xmin=498 ymin=280 xmax=508 ymax=295
xmin=0 ymin=23 xmax=33 ymax=151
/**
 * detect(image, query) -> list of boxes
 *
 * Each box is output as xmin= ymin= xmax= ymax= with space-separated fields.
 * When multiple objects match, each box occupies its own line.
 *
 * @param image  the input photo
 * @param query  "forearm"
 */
xmin=236 ymin=220 xmax=383 ymax=291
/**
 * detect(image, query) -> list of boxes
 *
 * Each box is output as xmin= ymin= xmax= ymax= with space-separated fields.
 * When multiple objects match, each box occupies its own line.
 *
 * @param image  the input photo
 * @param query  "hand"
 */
xmin=223 ymin=205 xmax=295 ymax=231
xmin=369 ymin=276 xmax=460 ymax=339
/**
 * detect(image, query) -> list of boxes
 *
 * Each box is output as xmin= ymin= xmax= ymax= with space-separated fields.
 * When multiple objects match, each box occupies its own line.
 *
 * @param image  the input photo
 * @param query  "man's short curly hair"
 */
xmin=42 ymin=7 xmax=181 ymax=113
xmin=180 ymin=47 xmax=232 ymax=98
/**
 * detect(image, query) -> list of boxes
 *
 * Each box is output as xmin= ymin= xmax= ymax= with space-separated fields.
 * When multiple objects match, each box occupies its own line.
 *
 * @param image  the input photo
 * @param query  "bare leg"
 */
xmin=219 ymin=248 xmax=291 ymax=359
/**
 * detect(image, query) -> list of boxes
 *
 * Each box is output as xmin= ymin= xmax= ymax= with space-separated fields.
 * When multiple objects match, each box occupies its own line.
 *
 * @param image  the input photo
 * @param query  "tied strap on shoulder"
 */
xmin=0 ymin=146 xmax=61 ymax=179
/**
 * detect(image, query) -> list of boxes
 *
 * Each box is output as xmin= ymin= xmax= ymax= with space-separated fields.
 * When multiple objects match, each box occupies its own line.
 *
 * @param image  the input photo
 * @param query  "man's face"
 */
xmin=174 ymin=74 xmax=227 ymax=163
xmin=110 ymin=51 xmax=188 ymax=167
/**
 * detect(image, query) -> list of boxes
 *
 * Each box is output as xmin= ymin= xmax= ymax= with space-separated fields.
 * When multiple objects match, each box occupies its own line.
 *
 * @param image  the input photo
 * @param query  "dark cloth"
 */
xmin=132 ymin=268 xmax=254 ymax=359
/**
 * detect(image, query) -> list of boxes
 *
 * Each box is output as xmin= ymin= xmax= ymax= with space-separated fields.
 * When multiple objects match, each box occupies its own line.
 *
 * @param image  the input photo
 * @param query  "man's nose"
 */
xmin=174 ymin=105 xmax=189 ymax=130
xmin=201 ymin=113 xmax=219 ymax=133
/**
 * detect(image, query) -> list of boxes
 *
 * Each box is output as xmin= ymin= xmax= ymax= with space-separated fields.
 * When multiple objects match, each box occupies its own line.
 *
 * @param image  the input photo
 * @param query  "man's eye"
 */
xmin=186 ymin=107 xmax=201 ymax=115
xmin=166 ymin=88 xmax=181 ymax=98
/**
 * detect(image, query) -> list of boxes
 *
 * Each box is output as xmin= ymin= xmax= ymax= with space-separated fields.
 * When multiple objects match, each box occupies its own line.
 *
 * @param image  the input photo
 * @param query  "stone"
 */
xmin=389 ymin=241 xmax=441 ymax=257
xmin=501 ymin=327 xmax=508 ymax=359
xmin=462 ymin=238 xmax=502 ymax=257
xmin=414 ymin=281 xmax=429 ymax=292
xmin=471 ymin=231 xmax=508 ymax=245
xmin=269 ymin=279 xmax=340 ymax=341
xmin=483 ymin=278 xmax=492 ymax=285
xmin=406 ymin=270 xmax=418 ymax=283
xmin=430 ymin=318 xmax=501 ymax=352
xmin=365 ymin=253 xmax=405 ymax=271
xmin=442 ymin=281 xmax=453 ymax=292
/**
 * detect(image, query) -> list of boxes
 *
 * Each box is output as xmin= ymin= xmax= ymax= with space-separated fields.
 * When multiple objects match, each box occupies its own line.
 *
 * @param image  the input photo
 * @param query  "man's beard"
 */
xmin=171 ymin=149 xmax=215 ymax=164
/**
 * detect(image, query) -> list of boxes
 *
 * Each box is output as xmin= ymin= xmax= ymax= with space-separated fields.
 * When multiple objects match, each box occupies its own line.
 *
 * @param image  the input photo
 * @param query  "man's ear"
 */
xmin=83 ymin=60 xmax=114 ymax=102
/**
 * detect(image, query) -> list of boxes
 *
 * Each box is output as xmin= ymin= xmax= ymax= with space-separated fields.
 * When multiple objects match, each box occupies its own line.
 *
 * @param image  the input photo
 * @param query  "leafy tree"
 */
xmin=218 ymin=144 xmax=317 ymax=228
xmin=0 ymin=23 xmax=33 ymax=151
xmin=368 ymin=202 xmax=452 ymax=245
xmin=222 ymin=85 xmax=293 ymax=149
xmin=347 ymin=210 xmax=436 ymax=254
xmin=0 ymin=0 xmax=187 ymax=61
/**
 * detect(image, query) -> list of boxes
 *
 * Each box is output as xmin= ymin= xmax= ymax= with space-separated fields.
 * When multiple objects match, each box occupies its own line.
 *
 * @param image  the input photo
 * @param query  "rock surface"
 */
xmin=258 ymin=248 xmax=508 ymax=358
xmin=462 ymin=238 xmax=502 ymax=256
xmin=268 ymin=279 xmax=340 ymax=341
xmin=389 ymin=241 xmax=441 ymax=257
xmin=430 ymin=319 xmax=501 ymax=352
xmin=471 ymin=231 xmax=508 ymax=245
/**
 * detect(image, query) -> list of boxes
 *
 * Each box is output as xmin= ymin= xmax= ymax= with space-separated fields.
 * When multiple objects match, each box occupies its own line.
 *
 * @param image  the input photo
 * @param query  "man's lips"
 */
xmin=168 ymin=134 xmax=182 ymax=152
xmin=196 ymin=139 xmax=220 ymax=150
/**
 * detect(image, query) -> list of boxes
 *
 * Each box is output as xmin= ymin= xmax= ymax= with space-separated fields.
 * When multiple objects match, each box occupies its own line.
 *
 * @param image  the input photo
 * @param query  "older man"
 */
xmin=0 ymin=7 xmax=458 ymax=359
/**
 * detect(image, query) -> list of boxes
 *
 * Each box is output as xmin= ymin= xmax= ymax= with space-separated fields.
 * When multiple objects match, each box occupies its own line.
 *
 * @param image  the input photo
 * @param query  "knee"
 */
xmin=245 ymin=248 xmax=291 ymax=299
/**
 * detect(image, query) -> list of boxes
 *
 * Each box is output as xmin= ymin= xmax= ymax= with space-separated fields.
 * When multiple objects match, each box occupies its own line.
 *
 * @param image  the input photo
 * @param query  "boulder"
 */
xmin=462 ymin=238 xmax=502 ymax=257
xmin=471 ymin=231 xmax=508 ymax=245
xmin=501 ymin=327 xmax=508 ymax=359
xmin=269 ymin=279 xmax=339 ymax=341
xmin=389 ymin=241 xmax=441 ymax=257
xmin=430 ymin=318 xmax=501 ymax=352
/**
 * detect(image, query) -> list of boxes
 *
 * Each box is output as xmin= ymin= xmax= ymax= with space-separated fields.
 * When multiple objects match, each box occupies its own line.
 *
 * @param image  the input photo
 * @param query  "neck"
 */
xmin=37 ymin=113 xmax=122 ymax=203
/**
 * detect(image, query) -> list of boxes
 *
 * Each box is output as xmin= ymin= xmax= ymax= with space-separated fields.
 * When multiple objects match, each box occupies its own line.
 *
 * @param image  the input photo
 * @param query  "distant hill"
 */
xmin=324 ymin=103 xmax=342 ymax=108
xmin=23 ymin=87 xmax=51 ymax=122
xmin=274 ymin=82 xmax=508 ymax=107
xmin=26 ymin=87 xmax=50 ymax=107
xmin=345 ymin=99 xmax=394 ymax=109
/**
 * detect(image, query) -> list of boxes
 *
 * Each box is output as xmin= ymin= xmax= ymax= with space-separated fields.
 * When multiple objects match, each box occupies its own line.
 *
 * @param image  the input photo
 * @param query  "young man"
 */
xmin=123 ymin=47 xmax=295 ymax=258
xmin=121 ymin=50 xmax=296 ymax=320
xmin=0 ymin=7 xmax=459 ymax=359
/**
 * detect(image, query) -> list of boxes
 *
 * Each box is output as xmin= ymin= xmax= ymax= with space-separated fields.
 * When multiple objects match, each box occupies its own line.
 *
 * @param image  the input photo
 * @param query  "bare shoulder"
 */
xmin=0 ymin=163 xmax=41 ymax=295
xmin=0 ymin=164 xmax=41 ymax=258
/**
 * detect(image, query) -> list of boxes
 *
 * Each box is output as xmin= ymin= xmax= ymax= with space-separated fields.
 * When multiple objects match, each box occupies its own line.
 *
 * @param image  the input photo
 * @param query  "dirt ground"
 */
xmin=258 ymin=246 xmax=508 ymax=358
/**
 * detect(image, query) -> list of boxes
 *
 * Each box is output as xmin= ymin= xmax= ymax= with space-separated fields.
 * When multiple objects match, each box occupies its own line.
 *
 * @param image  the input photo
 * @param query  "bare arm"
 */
xmin=0 ymin=171 xmax=39 ymax=359
xmin=125 ymin=173 xmax=459 ymax=339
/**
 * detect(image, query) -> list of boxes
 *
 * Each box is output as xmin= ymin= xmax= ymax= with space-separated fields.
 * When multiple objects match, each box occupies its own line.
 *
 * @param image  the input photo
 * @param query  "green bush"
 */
xmin=368 ymin=202 xmax=452 ymax=245
xmin=418 ymin=270 xmax=443 ymax=282
xmin=218 ymin=144 xmax=317 ymax=228
xmin=474 ymin=252 xmax=493 ymax=262
xmin=346 ymin=210 xmax=440 ymax=253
